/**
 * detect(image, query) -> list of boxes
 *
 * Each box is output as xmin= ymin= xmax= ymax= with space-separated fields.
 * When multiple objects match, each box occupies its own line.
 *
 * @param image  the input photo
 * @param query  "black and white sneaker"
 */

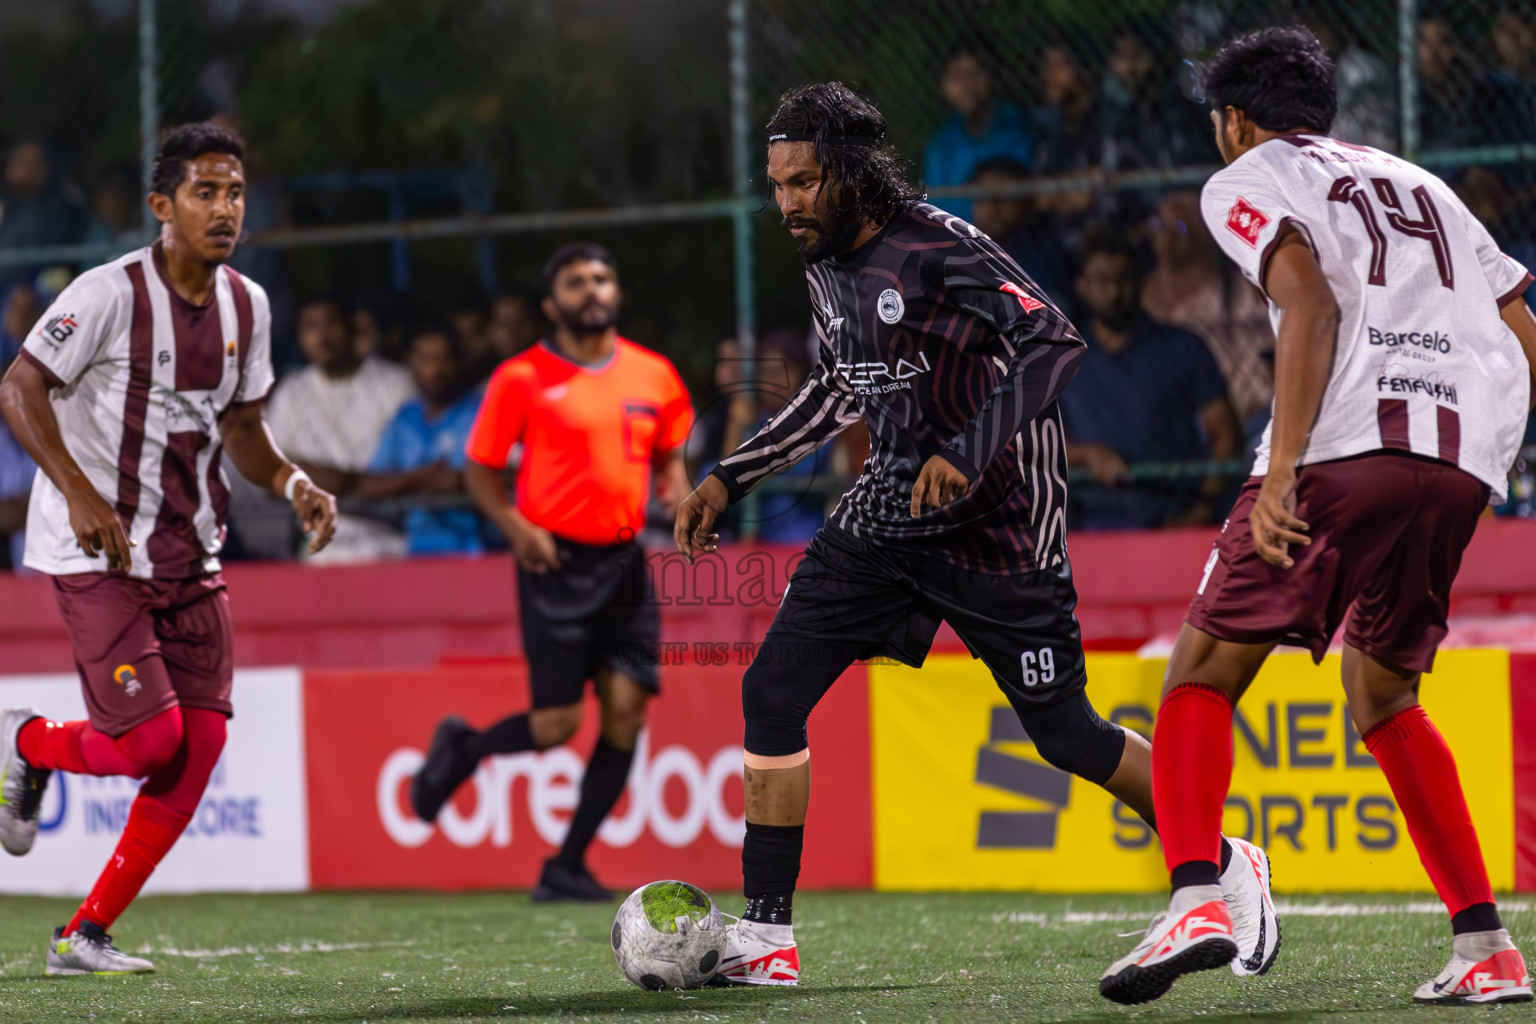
xmin=531 ymin=858 xmax=614 ymax=902
xmin=1220 ymin=836 xmax=1281 ymax=976
xmin=0 ymin=707 xmax=50 ymax=856
xmin=46 ymin=922 xmax=154 ymax=976
xmin=410 ymin=716 xmax=478 ymax=823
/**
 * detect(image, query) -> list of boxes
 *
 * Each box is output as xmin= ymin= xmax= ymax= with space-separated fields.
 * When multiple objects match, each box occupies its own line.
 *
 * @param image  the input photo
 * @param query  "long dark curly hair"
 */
xmin=764 ymin=82 xmax=923 ymax=227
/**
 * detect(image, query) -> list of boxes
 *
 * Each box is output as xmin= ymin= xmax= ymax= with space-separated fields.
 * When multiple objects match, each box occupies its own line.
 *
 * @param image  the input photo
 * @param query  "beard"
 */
xmin=1094 ymin=303 xmax=1142 ymax=332
xmin=785 ymin=202 xmax=862 ymax=264
xmin=550 ymin=295 xmax=619 ymax=335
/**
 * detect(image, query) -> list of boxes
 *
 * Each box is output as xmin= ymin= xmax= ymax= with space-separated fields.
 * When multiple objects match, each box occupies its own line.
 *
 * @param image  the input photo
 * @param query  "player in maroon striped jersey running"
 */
xmin=0 ymin=123 xmax=336 ymax=976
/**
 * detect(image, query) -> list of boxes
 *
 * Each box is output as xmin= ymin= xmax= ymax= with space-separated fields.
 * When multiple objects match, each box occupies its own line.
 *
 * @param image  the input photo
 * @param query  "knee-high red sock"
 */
xmin=65 ymin=709 xmax=225 ymax=935
xmin=66 ymin=795 xmax=191 ymax=934
xmin=1153 ymin=683 xmax=1234 ymax=881
xmin=1362 ymin=705 xmax=1495 ymax=919
xmin=18 ymin=708 xmax=183 ymax=778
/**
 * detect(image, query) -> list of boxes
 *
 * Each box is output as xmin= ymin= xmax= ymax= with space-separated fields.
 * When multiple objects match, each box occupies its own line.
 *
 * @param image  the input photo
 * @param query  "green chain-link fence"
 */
xmin=1 ymin=0 xmax=1534 ymax=538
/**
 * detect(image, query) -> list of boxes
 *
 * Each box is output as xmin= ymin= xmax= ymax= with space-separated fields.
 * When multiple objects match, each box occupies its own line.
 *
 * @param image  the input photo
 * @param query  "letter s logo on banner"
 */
xmin=376 ymin=731 xmax=745 ymax=852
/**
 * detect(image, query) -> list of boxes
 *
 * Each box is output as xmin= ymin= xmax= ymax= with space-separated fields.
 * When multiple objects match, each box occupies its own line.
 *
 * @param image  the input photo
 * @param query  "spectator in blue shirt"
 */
xmin=1057 ymin=228 xmax=1241 ymax=530
xmin=359 ymin=323 xmax=486 ymax=555
xmin=923 ymin=48 xmax=1035 ymax=223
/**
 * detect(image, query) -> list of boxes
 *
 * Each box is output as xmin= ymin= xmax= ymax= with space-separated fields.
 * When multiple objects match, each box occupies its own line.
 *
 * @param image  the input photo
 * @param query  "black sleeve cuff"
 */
xmin=709 ymin=464 xmax=749 ymax=505
xmin=936 ymin=446 xmax=981 ymax=481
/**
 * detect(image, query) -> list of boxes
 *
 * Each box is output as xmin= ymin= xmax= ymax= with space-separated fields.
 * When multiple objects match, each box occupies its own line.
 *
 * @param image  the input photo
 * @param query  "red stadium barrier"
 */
xmin=303 ymin=659 xmax=872 ymax=892
xmin=2 ymin=519 xmax=1532 ymax=672
xmin=1512 ymin=652 xmax=1536 ymax=891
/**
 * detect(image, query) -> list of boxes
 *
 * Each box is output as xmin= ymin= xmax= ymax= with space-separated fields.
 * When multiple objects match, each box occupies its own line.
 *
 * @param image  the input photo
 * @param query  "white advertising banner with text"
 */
xmin=0 ymin=668 xmax=308 ymax=895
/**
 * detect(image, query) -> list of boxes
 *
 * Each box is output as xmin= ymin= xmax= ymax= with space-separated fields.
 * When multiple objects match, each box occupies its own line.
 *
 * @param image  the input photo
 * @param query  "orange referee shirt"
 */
xmin=467 ymin=337 xmax=694 ymax=546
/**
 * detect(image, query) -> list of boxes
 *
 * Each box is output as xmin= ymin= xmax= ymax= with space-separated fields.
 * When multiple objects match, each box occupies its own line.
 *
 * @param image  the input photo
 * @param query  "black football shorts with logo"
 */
xmin=517 ymin=537 xmax=660 ymax=707
xmin=761 ymin=523 xmax=1088 ymax=710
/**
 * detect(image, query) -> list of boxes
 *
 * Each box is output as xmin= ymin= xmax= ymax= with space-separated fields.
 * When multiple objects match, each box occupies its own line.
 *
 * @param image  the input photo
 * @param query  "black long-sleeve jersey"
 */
xmin=711 ymin=202 xmax=1087 ymax=576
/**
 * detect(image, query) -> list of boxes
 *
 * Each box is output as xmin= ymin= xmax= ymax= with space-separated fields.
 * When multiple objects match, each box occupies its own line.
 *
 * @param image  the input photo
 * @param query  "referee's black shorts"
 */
xmin=766 ymin=524 xmax=1087 ymax=707
xmin=517 ymin=538 xmax=660 ymax=707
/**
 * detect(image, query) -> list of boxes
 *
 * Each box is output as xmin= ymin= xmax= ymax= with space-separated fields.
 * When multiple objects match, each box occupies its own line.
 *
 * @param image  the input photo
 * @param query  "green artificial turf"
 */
xmin=0 ymin=890 xmax=1528 ymax=1022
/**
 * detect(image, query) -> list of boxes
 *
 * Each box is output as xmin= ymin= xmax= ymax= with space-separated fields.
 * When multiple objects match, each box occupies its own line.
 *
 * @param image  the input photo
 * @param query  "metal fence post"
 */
xmin=139 ymin=0 xmax=159 ymax=232
xmin=729 ymin=0 xmax=760 ymax=537
xmin=729 ymin=0 xmax=755 ymax=361
xmin=1399 ymin=0 xmax=1418 ymax=161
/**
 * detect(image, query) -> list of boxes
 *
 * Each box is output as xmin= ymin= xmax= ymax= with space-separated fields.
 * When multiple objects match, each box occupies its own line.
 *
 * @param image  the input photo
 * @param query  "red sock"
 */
xmin=1153 ymin=683 xmax=1234 ymax=876
xmin=1362 ymin=704 xmax=1495 ymax=918
xmin=18 ymin=709 xmax=183 ymax=778
xmin=66 ymin=795 xmax=191 ymax=934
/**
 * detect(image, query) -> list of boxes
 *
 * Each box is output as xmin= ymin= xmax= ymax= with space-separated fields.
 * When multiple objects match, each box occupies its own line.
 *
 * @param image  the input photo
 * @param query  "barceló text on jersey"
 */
xmin=837 ymin=352 xmax=932 ymax=395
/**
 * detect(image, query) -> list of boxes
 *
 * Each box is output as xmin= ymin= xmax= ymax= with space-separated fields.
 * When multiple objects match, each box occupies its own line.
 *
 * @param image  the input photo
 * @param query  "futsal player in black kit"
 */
xmin=673 ymin=83 xmax=1279 ymax=986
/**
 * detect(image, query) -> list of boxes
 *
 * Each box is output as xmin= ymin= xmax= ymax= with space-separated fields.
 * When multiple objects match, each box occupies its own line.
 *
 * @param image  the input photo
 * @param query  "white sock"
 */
xmin=747 ymin=920 xmax=794 ymax=945
xmin=1454 ymin=928 xmax=1515 ymax=962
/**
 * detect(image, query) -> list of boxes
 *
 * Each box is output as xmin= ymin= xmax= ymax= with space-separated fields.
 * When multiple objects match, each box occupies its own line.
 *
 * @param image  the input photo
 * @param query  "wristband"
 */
xmin=283 ymin=467 xmax=311 ymax=502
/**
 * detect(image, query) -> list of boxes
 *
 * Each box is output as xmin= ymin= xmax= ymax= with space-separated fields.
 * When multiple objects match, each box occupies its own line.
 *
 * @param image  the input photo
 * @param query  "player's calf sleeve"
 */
xmin=470 ymin=713 xmax=535 ymax=758
xmin=67 ymin=794 xmax=192 ymax=934
xmin=19 ymin=707 xmax=183 ymax=778
xmin=139 ymin=708 xmax=227 ymax=815
xmin=554 ymin=738 xmax=634 ymax=868
xmin=742 ymin=822 xmax=803 ymax=925
xmin=1153 ymin=683 xmax=1234 ymax=888
xmin=1362 ymin=704 xmax=1499 ymax=931
xmin=1014 ymin=690 xmax=1126 ymax=786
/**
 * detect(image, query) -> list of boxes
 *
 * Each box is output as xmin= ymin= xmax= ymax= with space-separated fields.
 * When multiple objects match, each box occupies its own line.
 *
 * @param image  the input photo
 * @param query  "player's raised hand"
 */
xmin=1250 ymin=468 xmax=1309 ymax=569
xmin=292 ymin=478 xmax=338 ymax=555
xmin=910 ymin=454 xmax=972 ymax=517
xmin=674 ymin=475 xmax=727 ymax=564
xmin=66 ymin=486 xmax=135 ymax=571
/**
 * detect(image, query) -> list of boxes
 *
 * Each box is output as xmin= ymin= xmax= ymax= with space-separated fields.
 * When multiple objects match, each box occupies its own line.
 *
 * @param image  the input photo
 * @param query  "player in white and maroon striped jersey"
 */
xmin=1101 ymin=27 xmax=1536 ymax=1006
xmin=0 ymin=123 xmax=337 ymax=977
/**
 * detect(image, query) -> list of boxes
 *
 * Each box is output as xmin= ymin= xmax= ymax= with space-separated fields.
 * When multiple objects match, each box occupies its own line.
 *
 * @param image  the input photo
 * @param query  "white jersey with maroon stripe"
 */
xmin=19 ymin=242 xmax=275 ymax=578
xmin=1201 ymin=133 xmax=1533 ymax=501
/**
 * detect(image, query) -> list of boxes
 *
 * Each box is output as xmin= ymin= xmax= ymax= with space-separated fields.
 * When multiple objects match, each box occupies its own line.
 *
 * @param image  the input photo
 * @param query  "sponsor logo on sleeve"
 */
xmin=876 ymin=288 xmax=905 ymax=324
xmin=37 ymin=314 xmax=78 ymax=349
xmin=1225 ymin=197 xmax=1271 ymax=248
xmin=1000 ymin=281 xmax=1046 ymax=314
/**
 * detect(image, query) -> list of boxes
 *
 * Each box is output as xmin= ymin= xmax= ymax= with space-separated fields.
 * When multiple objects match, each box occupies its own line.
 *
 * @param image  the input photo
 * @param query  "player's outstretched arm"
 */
xmin=1253 ymin=226 xmax=1338 ymax=568
xmin=219 ymin=403 xmax=338 ymax=555
xmin=1500 ymin=299 xmax=1536 ymax=410
xmin=0 ymin=356 xmax=134 ymax=570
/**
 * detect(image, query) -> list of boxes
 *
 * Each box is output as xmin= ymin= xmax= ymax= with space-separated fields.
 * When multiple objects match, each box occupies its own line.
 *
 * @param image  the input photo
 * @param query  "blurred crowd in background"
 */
xmin=0 ymin=0 xmax=1534 ymax=568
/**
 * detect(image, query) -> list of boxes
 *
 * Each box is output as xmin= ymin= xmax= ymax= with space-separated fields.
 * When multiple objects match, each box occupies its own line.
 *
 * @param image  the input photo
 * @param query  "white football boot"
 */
xmin=1100 ymin=884 xmax=1237 ymax=1004
xmin=1414 ymin=930 xmax=1532 ymax=1005
xmin=0 ymin=707 xmax=50 ymax=856
xmin=1219 ymin=836 xmax=1280 ymax=976
xmin=46 ymin=922 xmax=155 ymax=976
xmin=714 ymin=919 xmax=800 ymax=985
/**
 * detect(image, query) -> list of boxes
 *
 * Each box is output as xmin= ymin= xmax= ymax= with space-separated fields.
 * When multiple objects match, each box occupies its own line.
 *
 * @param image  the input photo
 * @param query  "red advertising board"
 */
xmin=304 ymin=658 xmax=872 ymax=892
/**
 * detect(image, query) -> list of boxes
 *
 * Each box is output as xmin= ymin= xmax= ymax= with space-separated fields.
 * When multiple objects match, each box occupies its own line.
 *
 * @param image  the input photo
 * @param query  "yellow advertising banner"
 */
xmin=870 ymin=650 xmax=1513 ymax=892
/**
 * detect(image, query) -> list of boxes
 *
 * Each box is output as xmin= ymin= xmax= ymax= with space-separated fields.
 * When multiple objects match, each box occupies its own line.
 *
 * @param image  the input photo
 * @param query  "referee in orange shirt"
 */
xmin=411 ymin=243 xmax=693 ymax=901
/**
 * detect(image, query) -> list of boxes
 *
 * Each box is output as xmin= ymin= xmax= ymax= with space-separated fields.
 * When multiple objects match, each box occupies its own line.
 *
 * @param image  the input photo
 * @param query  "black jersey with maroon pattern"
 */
xmin=711 ymin=202 xmax=1086 ymax=576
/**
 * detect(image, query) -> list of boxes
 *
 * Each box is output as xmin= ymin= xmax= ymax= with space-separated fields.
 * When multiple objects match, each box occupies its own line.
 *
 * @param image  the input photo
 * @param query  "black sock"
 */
xmin=1451 ymin=902 xmax=1503 ymax=935
xmin=1220 ymin=837 xmax=1233 ymax=873
xmin=471 ymin=713 xmax=535 ymax=759
xmin=1170 ymin=860 xmax=1221 ymax=893
xmin=742 ymin=822 xmax=803 ymax=925
xmin=555 ymin=738 xmax=635 ymax=868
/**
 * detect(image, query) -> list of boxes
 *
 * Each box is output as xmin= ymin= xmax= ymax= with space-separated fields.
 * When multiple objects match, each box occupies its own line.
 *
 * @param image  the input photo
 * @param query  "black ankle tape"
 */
xmin=1451 ymin=902 xmax=1502 ymax=935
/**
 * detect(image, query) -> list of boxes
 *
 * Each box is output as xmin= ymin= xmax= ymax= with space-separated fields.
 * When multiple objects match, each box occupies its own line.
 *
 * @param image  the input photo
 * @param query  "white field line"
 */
xmin=144 ymin=940 xmax=418 ymax=958
xmin=996 ymin=900 xmax=1532 ymax=926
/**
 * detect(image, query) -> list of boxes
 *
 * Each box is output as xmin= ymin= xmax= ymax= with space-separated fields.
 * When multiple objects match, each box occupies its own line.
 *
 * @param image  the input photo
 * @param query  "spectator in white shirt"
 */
xmin=265 ymin=294 xmax=416 ymax=562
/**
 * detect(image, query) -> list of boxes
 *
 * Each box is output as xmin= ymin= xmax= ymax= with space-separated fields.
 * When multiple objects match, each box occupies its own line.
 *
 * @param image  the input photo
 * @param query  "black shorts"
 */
xmin=517 ymin=539 xmax=660 ymax=708
xmin=768 ymin=525 xmax=1087 ymax=709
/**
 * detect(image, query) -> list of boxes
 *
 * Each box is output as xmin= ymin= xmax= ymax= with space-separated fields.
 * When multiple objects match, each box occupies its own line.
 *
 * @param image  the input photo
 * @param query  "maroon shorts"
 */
xmin=1186 ymin=452 xmax=1488 ymax=674
xmin=52 ymin=573 xmax=234 ymax=737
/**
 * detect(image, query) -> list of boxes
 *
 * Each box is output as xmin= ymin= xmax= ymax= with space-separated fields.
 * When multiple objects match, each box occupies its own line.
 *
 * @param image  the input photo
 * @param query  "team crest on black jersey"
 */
xmin=877 ymin=288 xmax=905 ymax=324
